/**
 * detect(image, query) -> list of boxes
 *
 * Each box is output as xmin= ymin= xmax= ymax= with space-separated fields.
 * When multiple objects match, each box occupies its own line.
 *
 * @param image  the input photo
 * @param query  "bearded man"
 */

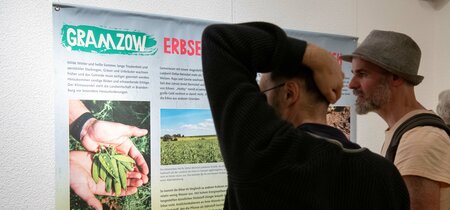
xmin=344 ymin=30 xmax=450 ymax=210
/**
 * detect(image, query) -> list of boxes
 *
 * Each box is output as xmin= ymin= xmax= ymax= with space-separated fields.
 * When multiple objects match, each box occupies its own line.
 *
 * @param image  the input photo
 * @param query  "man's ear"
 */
xmin=391 ymin=74 xmax=404 ymax=87
xmin=284 ymin=81 xmax=299 ymax=106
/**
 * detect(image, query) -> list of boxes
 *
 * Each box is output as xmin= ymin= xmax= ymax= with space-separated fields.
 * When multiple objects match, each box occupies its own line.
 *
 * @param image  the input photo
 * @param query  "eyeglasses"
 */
xmin=261 ymin=83 xmax=286 ymax=93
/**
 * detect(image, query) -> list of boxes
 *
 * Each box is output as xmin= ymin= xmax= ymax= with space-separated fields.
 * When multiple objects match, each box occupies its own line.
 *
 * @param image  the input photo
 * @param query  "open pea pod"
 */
xmin=98 ymin=154 xmax=118 ymax=179
xmin=120 ymin=161 xmax=135 ymax=171
xmin=110 ymin=157 xmax=120 ymax=179
xmin=112 ymin=154 xmax=136 ymax=164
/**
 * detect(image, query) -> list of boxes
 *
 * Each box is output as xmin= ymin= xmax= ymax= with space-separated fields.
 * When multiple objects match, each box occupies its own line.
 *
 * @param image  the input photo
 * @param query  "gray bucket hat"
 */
xmin=341 ymin=30 xmax=424 ymax=85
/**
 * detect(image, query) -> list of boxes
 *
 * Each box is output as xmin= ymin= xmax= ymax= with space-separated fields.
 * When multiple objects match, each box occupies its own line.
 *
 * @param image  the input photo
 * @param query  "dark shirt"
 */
xmin=298 ymin=123 xmax=361 ymax=149
xmin=202 ymin=22 xmax=409 ymax=210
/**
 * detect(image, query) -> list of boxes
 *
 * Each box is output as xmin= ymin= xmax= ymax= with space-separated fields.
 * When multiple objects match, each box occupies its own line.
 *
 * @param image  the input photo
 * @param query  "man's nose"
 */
xmin=348 ymin=76 xmax=358 ymax=90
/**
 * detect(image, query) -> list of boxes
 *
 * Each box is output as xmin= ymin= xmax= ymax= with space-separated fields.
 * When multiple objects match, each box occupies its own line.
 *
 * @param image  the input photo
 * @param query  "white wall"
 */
xmin=1 ymin=0 xmax=448 ymax=209
xmin=434 ymin=0 xmax=450 ymax=103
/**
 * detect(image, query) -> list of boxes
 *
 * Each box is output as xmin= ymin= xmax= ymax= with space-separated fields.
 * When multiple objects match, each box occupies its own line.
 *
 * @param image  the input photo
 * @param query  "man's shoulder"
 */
xmin=391 ymin=110 xmax=449 ymax=140
xmin=357 ymin=150 xmax=405 ymax=178
xmin=393 ymin=109 xmax=434 ymax=127
xmin=306 ymin=131 xmax=389 ymax=162
xmin=353 ymin=148 xmax=391 ymax=163
xmin=407 ymin=125 xmax=449 ymax=136
xmin=400 ymin=111 xmax=450 ymax=141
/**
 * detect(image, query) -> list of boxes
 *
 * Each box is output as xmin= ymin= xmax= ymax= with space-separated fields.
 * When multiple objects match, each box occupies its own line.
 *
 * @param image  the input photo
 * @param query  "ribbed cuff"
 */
xmin=70 ymin=112 xmax=94 ymax=141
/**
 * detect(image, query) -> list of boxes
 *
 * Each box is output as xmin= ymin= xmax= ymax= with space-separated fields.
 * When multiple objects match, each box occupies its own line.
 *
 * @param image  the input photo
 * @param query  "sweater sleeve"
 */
xmin=201 ymin=22 xmax=307 ymax=180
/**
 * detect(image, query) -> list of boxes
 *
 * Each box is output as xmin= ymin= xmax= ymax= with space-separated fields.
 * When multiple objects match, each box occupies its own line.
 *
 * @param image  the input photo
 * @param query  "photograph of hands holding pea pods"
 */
xmin=69 ymin=99 xmax=151 ymax=210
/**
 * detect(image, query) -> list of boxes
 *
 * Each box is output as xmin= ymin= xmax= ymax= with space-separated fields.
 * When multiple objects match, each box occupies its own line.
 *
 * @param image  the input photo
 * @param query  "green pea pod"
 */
xmin=113 ymin=179 xmax=121 ymax=196
xmin=91 ymin=158 xmax=100 ymax=183
xmin=120 ymin=161 xmax=135 ymax=171
xmin=98 ymin=154 xmax=117 ymax=179
xmin=105 ymin=176 xmax=112 ymax=193
xmin=110 ymin=157 xmax=120 ymax=179
xmin=99 ymin=165 xmax=107 ymax=181
xmin=118 ymin=162 xmax=127 ymax=191
xmin=112 ymin=154 xmax=136 ymax=164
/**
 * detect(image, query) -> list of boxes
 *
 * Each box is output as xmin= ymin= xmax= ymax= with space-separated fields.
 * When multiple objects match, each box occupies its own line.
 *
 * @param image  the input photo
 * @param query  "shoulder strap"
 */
xmin=385 ymin=113 xmax=450 ymax=162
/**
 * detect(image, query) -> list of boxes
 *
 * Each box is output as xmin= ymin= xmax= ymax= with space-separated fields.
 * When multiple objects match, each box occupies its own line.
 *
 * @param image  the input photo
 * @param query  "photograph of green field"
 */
xmin=160 ymin=109 xmax=223 ymax=165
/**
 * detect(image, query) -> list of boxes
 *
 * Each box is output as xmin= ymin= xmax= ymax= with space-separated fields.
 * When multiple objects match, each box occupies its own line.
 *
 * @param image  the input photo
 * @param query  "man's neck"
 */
xmin=376 ymin=89 xmax=425 ymax=128
xmin=288 ymin=107 xmax=327 ymax=127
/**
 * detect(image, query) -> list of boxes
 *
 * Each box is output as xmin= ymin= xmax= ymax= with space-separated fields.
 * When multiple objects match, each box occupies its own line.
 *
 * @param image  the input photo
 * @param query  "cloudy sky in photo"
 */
xmin=160 ymin=109 xmax=216 ymax=136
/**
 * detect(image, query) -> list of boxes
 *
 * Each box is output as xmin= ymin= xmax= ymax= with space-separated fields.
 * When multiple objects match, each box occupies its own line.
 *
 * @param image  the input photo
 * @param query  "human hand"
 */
xmin=114 ymin=136 xmax=150 ymax=184
xmin=70 ymin=151 xmax=144 ymax=210
xmin=302 ymin=43 xmax=344 ymax=104
xmin=80 ymin=119 xmax=148 ymax=151
xmin=80 ymin=119 xmax=149 ymax=183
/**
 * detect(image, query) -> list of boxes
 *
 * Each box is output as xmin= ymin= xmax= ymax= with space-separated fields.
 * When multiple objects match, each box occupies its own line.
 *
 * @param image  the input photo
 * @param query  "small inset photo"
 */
xmin=327 ymin=106 xmax=351 ymax=140
xmin=69 ymin=100 xmax=151 ymax=210
xmin=160 ymin=109 xmax=222 ymax=165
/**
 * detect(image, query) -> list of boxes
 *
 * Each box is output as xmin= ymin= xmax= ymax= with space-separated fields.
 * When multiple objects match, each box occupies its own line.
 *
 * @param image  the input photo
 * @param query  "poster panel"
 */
xmin=54 ymin=4 xmax=356 ymax=210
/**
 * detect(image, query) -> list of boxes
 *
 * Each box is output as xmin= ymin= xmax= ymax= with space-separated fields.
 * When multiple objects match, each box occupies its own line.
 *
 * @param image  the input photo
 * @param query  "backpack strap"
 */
xmin=385 ymin=113 xmax=450 ymax=162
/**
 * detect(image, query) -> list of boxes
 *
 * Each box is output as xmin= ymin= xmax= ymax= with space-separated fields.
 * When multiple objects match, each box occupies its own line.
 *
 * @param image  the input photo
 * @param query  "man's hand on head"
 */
xmin=302 ymin=43 xmax=344 ymax=104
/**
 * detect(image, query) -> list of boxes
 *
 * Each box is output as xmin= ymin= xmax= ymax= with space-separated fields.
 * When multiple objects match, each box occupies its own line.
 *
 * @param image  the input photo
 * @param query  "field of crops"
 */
xmin=160 ymin=135 xmax=223 ymax=165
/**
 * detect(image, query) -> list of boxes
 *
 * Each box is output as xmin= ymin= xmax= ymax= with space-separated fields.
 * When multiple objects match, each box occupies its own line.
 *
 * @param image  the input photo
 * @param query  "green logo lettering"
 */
xmin=61 ymin=24 xmax=157 ymax=56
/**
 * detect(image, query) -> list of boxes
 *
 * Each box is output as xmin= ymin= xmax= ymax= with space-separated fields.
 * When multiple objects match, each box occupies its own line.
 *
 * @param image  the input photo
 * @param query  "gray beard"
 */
xmin=354 ymin=81 xmax=390 ymax=115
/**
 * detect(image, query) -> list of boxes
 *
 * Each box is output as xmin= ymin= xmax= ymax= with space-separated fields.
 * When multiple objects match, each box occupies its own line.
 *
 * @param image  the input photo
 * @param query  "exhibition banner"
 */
xmin=53 ymin=4 xmax=356 ymax=210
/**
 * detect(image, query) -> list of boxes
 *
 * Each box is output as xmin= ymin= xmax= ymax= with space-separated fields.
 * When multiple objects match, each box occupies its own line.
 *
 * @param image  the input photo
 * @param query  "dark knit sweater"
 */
xmin=201 ymin=22 xmax=409 ymax=210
